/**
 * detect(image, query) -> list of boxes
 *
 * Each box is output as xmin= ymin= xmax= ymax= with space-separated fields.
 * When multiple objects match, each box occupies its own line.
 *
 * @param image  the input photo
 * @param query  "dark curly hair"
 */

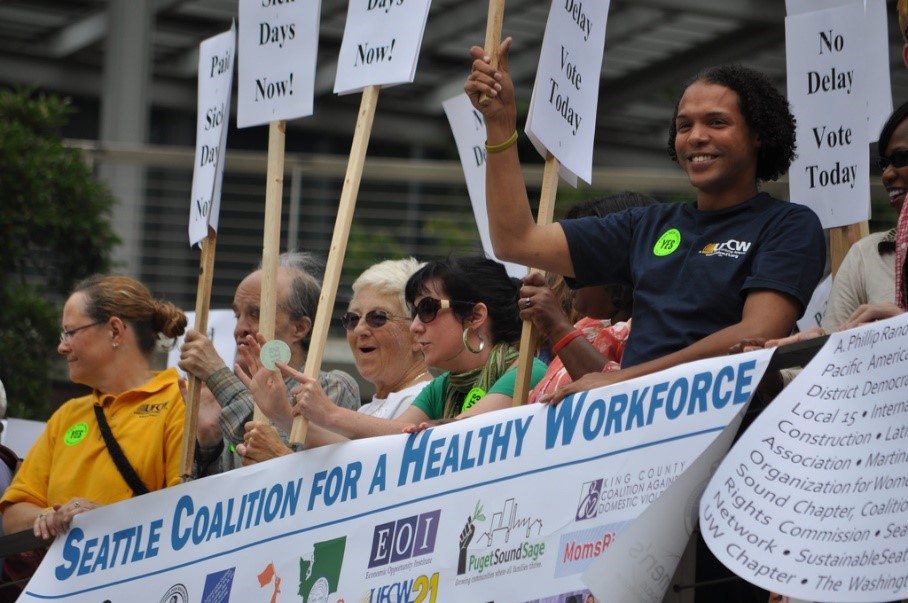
xmin=667 ymin=64 xmax=796 ymax=183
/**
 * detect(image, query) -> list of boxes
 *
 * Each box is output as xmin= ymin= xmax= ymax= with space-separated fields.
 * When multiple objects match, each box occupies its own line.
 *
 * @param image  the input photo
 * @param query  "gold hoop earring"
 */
xmin=462 ymin=327 xmax=484 ymax=354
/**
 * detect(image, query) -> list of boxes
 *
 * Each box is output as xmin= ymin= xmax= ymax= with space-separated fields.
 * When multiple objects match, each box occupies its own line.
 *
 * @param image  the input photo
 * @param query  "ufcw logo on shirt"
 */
xmin=134 ymin=402 xmax=168 ymax=417
xmin=700 ymin=238 xmax=752 ymax=259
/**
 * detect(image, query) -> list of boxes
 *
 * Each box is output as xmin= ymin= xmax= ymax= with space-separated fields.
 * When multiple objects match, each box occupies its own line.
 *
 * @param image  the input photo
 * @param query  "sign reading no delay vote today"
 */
xmin=786 ymin=2 xmax=870 ymax=229
xmin=237 ymin=0 xmax=321 ymax=128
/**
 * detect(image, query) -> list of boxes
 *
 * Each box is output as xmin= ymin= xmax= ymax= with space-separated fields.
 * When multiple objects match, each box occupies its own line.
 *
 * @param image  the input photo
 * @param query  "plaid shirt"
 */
xmin=194 ymin=365 xmax=359 ymax=476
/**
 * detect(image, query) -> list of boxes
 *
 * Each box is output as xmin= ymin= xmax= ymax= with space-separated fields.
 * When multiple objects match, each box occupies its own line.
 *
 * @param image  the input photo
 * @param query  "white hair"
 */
xmin=351 ymin=258 xmax=425 ymax=316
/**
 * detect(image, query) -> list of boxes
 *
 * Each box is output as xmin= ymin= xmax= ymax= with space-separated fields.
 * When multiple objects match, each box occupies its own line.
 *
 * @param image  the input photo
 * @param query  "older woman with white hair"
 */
xmin=243 ymin=258 xmax=432 ymax=450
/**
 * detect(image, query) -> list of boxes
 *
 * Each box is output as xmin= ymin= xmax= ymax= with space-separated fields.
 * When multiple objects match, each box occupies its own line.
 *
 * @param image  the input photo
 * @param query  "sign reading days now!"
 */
xmin=526 ymin=0 xmax=610 ymax=186
xmin=786 ymin=2 xmax=870 ymax=229
xmin=189 ymin=25 xmax=235 ymax=247
xmin=333 ymin=0 xmax=432 ymax=95
xmin=237 ymin=0 xmax=321 ymax=128
xmin=701 ymin=312 xmax=908 ymax=602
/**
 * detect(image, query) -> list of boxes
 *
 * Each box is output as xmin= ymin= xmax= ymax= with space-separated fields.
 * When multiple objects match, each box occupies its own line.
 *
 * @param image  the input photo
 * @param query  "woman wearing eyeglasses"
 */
xmin=237 ymin=256 xmax=546 ymax=460
xmin=0 ymin=275 xmax=186 ymax=585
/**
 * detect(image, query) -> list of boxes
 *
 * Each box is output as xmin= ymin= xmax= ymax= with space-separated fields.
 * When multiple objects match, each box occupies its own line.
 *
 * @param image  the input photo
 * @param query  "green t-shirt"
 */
xmin=411 ymin=358 xmax=548 ymax=420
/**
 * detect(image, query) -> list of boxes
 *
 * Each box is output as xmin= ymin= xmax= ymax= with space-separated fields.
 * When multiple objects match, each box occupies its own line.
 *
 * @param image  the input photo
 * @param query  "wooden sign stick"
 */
xmin=255 ymin=120 xmax=288 ymax=421
xmin=290 ymin=85 xmax=381 ymax=445
xmin=829 ymin=221 xmax=869 ymax=277
xmin=478 ymin=0 xmax=506 ymax=107
xmin=180 ymin=227 xmax=218 ymax=481
xmin=512 ymin=153 xmax=560 ymax=406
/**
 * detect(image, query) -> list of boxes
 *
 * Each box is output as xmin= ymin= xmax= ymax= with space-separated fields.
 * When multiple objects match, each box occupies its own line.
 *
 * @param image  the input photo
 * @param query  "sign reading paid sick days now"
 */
xmin=526 ymin=0 xmax=610 ymax=186
xmin=21 ymin=352 xmax=770 ymax=602
xmin=189 ymin=26 xmax=235 ymax=247
xmin=333 ymin=0 xmax=432 ymax=95
xmin=702 ymin=312 xmax=908 ymax=602
xmin=237 ymin=0 xmax=320 ymax=128
xmin=786 ymin=2 xmax=870 ymax=229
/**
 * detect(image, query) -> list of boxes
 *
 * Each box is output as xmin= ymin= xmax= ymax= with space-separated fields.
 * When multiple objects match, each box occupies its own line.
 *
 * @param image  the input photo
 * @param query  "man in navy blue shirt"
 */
xmin=464 ymin=40 xmax=825 ymax=402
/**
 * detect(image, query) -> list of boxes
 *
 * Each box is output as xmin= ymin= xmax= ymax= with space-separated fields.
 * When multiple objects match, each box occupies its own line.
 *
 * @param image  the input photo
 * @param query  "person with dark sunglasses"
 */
xmin=234 ymin=257 xmax=548 ymax=461
xmin=761 ymin=100 xmax=908 ymax=363
xmin=820 ymin=100 xmax=908 ymax=330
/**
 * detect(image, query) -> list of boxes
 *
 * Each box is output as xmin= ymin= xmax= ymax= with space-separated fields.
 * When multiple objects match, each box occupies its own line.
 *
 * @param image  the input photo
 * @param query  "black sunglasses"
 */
xmin=340 ymin=309 xmax=406 ymax=331
xmin=411 ymin=297 xmax=475 ymax=323
xmin=878 ymin=149 xmax=908 ymax=170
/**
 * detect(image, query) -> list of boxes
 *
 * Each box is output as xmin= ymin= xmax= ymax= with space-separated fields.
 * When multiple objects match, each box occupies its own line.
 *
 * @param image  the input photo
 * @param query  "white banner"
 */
xmin=702 ymin=311 xmax=908 ymax=601
xmin=333 ymin=0 xmax=432 ymax=95
xmin=525 ymin=0 xmax=610 ymax=186
xmin=19 ymin=353 xmax=769 ymax=602
xmin=189 ymin=25 xmax=236 ymax=247
xmin=442 ymin=93 xmax=528 ymax=279
xmin=785 ymin=2 xmax=870 ymax=228
xmin=237 ymin=0 xmax=321 ymax=128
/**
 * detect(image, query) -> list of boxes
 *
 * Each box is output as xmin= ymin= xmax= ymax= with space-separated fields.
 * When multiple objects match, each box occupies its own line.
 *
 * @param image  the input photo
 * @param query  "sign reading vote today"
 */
xmin=526 ymin=0 xmax=610 ymax=185
xmin=237 ymin=0 xmax=320 ymax=128
xmin=333 ymin=0 xmax=432 ymax=95
xmin=20 ymin=353 xmax=768 ymax=602
xmin=786 ymin=2 xmax=870 ymax=229
xmin=189 ymin=26 xmax=235 ymax=247
xmin=702 ymin=312 xmax=908 ymax=602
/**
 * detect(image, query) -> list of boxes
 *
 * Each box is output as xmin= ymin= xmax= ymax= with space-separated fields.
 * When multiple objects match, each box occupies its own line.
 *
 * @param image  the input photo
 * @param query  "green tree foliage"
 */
xmin=0 ymin=89 xmax=118 ymax=418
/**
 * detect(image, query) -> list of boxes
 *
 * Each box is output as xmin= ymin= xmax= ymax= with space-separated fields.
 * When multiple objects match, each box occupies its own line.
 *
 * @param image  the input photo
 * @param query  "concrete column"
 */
xmin=98 ymin=0 xmax=153 ymax=274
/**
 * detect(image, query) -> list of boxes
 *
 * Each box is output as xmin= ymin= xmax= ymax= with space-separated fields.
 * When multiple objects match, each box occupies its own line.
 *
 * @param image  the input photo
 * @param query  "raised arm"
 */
xmin=465 ymin=38 xmax=573 ymax=275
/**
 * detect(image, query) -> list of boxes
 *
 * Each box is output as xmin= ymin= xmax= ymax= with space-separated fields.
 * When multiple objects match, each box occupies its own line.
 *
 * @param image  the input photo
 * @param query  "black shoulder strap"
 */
xmin=92 ymin=405 xmax=150 ymax=496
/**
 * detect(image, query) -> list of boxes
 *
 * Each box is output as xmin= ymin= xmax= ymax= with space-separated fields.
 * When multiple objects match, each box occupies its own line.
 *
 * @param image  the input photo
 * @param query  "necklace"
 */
xmin=403 ymin=370 xmax=431 ymax=389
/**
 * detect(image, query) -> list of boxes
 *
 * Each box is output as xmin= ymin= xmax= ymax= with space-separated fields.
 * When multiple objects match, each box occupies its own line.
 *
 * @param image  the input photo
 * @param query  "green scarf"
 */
xmin=442 ymin=342 xmax=520 ymax=419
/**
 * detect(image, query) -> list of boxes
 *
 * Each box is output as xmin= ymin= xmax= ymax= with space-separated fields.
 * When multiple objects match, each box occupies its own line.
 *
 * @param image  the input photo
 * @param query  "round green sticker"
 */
xmin=462 ymin=387 xmax=485 ymax=412
xmin=653 ymin=228 xmax=681 ymax=256
xmin=64 ymin=422 xmax=89 ymax=446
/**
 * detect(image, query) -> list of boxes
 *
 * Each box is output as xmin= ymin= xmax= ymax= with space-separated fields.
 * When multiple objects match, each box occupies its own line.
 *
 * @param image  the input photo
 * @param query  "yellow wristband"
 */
xmin=485 ymin=131 xmax=519 ymax=154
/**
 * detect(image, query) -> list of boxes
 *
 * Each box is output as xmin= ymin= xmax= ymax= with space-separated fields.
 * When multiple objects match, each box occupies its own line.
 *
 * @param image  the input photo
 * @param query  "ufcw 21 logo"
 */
xmin=699 ymin=238 xmax=751 ymax=259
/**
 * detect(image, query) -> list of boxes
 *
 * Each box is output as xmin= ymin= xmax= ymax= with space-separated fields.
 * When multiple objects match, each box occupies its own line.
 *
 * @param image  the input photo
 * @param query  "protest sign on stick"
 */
xmin=333 ymin=0 xmax=432 ymax=95
xmin=512 ymin=0 xmax=610 ymax=404
xmin=238 ymin=0 xmax=320 ymax=420
xmin=290 ymin=0 xmax=433 ymax=444
xmin=290 ymin=85 xmax=381 ymax=445
xmin=181 ymin=26 xmax=235 ymax=479
xmin=786 ymin=2 xmax=873 ymax=275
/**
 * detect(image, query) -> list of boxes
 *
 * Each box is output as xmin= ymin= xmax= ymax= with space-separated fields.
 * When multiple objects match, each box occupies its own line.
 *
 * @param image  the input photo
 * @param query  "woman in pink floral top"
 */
xmin=519 ymin=193 xmax=656 ymax=403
